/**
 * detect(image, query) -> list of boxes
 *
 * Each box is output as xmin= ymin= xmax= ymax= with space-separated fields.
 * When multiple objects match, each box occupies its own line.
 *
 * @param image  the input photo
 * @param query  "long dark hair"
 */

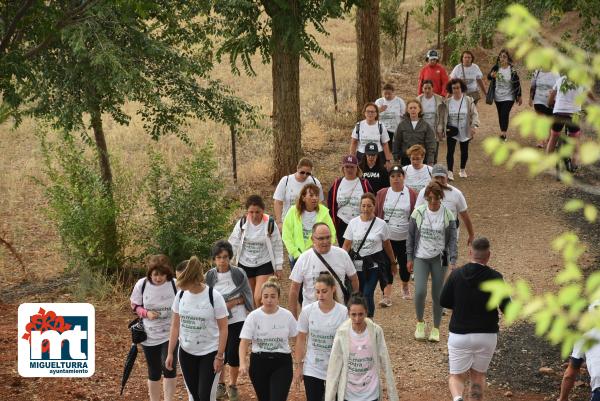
xmin=358 ymin=151 xmax=385 ymax=171
xmin=495 ymin=48 xmax=513 ymax=66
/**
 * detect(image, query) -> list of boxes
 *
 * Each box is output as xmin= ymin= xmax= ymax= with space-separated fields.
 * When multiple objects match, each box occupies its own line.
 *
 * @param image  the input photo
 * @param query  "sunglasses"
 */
xmin=298 ymin=171 xmax=312 ymax=176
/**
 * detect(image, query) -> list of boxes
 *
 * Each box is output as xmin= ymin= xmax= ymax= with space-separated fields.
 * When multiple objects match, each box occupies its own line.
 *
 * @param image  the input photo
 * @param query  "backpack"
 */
xmin=178 ymin=286 xmax=214 ymax=308
xmin=141 ymin=278 xmax=177 ymax=298
xmin=240 ymin=215 xmax=275 ymax=237
xmin=355 ymin=121 xmax=384 ymax=142
xmin=284 ymin=174 xmax=317 ymax=191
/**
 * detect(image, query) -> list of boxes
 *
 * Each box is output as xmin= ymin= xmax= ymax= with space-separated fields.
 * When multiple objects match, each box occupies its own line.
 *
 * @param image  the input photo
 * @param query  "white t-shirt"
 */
xmin=273 ymin=174 xmax=324 ymax=219
xmin=172 ymin=288 xmax=228 ymax=356
xmin=297 ymin=302 xmax=348 ymax=380
xmin=375 ymin=97 xmax=405 ymax=133
xmin=229 ymin=217 xmax=283 ymax=268
xmin=213 ymin=271 xmax=248 ymax=325
xmin=345 ymin=328 xmax=379 ymax=401
xmin=344 ymin=217 xmax=390 ymax=258
xmin=450 ymin=63 xmax=484 ymax=93
xmin=571 ymin=328 xmax=600 ymax=391
xmin=351 ymin=120 xmax=390 ymax=153
xmin=403 ymin=165 xmax=433 ymax=193
xmin=415 ymin=207 xmax=446 ymax=259
xmin=240 ymin=307 xmax=298 ymax=354
xmin=130 ymin=278 xmax=177 ymax=346
xmin=494 ymin=66 xmax=515 ymax=102
xmin=416 ymin=185 xmax=467 ymax=221
xmin=532 ymin=70 xmax=559 ymax=107
xmin=448 ymin=96 xmax=470 ymax=142
xmin=289 ymin=247 xmax=357 ymax=307
xmin=302 ymin=210 xmax=317 ymax=241
xmin=382 ymin=187 xmax=412 ymax=241
xmin=553 ymin=76 xmax=586 ymax=115
xmin=421 ymin=96 xmax=438 ymax=132
xmin=336 ymin=178 xmax=365 ymax=224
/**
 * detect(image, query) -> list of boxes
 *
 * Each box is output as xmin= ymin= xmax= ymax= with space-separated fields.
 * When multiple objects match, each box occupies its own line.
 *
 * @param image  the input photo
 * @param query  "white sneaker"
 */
xmin=447 ymin=171 xmax=454 ymax=181
xmin=459 ymin=169 xmax=467 ymax=178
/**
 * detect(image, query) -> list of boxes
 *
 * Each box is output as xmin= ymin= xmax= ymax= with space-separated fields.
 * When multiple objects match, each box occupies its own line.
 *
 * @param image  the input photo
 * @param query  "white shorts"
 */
xmin=448 ymin=332 xmax=498 ymax=374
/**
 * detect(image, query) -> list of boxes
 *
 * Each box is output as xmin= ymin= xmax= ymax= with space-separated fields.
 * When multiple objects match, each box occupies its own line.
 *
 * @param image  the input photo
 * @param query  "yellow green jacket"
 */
xmin=282 ymin=205 xmax=337 ymax=259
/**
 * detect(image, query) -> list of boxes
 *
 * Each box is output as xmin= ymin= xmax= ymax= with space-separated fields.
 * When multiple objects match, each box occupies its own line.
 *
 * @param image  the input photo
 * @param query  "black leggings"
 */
xmin=447 ymin=137 xmax=470 ymax=171
xmin=390 ymin=240 xmax=409 ymax=283
xmin=179 ymin=348 xmax=218 ymax=401
xmin=304 ymin=375 xmax=325 ymax=401
xmin=249 ymin=352 xmax=293 ymax=401
xmin=142 ymin=341 xmax=178 ymax=381
xmin=335 ymin=220 xmax=348 ymax=248
xmin=225 ymin=321 xmax=244 ymax=367
xmin=495 ymin=100 xmax=514 ymax=132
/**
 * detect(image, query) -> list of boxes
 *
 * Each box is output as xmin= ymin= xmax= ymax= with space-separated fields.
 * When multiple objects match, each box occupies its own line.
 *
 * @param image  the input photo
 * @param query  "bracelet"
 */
xmin=215 ymin=354 xmax=224 ymax=361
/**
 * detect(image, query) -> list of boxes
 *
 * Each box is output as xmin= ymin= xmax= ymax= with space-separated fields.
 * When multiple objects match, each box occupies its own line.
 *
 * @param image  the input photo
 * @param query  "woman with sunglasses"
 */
xmin=441 ymin=78 xmax=480 ymax=180
xmin=294 ymin=273 xmax=348 ymax=401
xmin=273 ymin=158 xmax=324 ymax=231
xmin=327 ymin=155 xmax=373 ymax=247
xmin=407 ymin=182 xmax=457 ymax=343
xmin=487 ymin=49 xmax=522 ymax=141
xmin=350 ymin=102 xmax=393 ymax=169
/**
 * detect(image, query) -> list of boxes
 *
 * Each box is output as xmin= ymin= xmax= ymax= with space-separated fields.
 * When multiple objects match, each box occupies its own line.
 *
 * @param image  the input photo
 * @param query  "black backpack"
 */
xmin=240 ymin=215 xmax=276 ymax=237
xmin=178 ymin=286 xmax=214 ymax=308
xmin=355 ymin=121 xmax=384 ymax=142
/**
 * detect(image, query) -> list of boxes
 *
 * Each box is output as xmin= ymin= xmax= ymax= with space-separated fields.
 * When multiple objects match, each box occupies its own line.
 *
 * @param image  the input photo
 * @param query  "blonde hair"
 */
xmin=316 ymin=273 xmax=340 ymax=303
xmin=176 ymin=256 xmax=205 ymax=289
xmin=406 ymin=144 xmax=426 ymax=157
xmin=261 ymin=276 xmax=281 ymax=297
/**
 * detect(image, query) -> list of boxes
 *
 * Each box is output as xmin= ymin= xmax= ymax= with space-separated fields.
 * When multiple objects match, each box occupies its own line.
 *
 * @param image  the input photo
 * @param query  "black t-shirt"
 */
xmin=440 ymin=262 xmax=510 ymax=334
xmin=361 ymin=164 xmax=389 ymax=194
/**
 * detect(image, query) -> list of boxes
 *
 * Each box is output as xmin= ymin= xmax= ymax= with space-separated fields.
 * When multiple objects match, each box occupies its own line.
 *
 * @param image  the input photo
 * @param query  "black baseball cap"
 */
xmin=365 ymin=142 xmax=378 ymax=155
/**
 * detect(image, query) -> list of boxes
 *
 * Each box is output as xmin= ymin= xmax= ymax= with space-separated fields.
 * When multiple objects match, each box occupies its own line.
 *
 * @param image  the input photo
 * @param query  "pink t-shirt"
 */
xmin=345 ymin=328 xmax=379 ymax=401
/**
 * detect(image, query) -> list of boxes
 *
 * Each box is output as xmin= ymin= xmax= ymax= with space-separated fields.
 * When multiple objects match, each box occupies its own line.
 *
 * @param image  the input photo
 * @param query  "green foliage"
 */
xmin=211 ymin=0 xmax=359 ymax=74
xmin=379 ymin=0 xmax=405 ymax=61
xmin=36 ymin=132 xmax=129 ymax=276
xmin=147 ymin=145 xmax=237 ymax=265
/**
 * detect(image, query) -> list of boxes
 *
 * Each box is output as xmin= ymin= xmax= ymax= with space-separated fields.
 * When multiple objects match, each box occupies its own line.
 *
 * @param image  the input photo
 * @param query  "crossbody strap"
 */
xmin=313 ymin=249 xmax=349 ymax=299
xmin=355 ymin=218 xmax=377 ymax=254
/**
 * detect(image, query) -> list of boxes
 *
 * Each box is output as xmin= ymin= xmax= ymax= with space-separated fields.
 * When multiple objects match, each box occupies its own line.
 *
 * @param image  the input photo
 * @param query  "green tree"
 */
xmin=380 ymin=0 xmax=405 ymax=61
xmin=1 ymin=1 xmax=256 ymax=275
xmin=482 ymin=4 xmax=600 ymax=356
xmin=211 ymin=0 xmax=357 ymax=183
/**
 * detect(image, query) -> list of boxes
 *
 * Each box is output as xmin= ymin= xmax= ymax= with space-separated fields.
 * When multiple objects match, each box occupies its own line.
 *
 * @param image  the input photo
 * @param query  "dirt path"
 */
xmin=1 ymin=8 xmax=597 ymax=401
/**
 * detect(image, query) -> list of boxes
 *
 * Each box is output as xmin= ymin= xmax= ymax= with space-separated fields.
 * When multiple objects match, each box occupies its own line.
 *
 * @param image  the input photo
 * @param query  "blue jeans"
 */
xmin=358 ymin=269 xmax=379 ymax=318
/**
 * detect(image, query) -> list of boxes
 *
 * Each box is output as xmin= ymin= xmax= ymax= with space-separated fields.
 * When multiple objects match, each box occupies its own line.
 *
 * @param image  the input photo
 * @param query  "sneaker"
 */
xmin=379 ymin=298 xmax=392 ymax=307
xmin=459 ymin=169 xmax=467 ymax=178
xmin=500 ymin=134 xmax=507 ymax=142
xmin=216 ymin=383 xmax=228 ymax=400
xmin=402 ymin=285 xmax=412 ymax=300
xmin=447 ymin=171 xmax=454 ymax=181
xmin=415 ymin=322 xmax=426 ymax=341
xmin=228 ymin=385 xmax=238 ymax=401
xmin=428 ymin=327 xmax=440 ymax=342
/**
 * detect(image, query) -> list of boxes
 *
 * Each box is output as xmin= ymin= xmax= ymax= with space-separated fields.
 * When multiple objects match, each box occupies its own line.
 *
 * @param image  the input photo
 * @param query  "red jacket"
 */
xmin=418 ymin=64 xmax=449 ymax=96
xmin=375 ymin=187 xmax=417 ymax=219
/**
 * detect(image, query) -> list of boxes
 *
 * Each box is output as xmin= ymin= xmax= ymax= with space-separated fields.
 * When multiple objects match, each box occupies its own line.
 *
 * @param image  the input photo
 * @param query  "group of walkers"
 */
xmin=126 ymin=46 xmax=597 ymax=401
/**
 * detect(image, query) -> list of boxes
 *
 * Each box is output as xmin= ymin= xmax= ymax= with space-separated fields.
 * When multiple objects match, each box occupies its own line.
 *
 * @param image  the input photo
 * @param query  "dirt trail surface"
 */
xmin=1 ymin=8 xmax=598 ymax=401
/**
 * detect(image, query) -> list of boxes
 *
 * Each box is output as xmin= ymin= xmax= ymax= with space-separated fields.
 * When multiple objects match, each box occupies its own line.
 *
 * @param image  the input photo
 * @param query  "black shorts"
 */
xmin=552 ymin=113 xmax=581 ymax=136
xmin=225 ymin=321 xmax=244 ymax=367
xmin=534 ymin=103 xmax=553 ymax=116
xmin=238 ymin=261 xmax=274 ymax=278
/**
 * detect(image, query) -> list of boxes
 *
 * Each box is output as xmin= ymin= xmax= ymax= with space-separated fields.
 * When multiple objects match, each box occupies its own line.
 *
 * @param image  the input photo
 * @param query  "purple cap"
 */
xmin=342 ymin=155 xmax=358 ymax=166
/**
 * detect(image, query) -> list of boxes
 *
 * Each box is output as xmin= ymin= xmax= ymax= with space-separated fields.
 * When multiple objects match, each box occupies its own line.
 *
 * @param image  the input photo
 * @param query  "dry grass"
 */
xmin=0 ymin=2 xmax=434 ymax=286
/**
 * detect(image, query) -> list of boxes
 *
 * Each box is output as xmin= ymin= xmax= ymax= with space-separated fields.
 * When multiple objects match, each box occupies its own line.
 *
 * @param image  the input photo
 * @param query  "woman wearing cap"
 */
xmin=273 ymin=158 xmax=325 ymax=230
xmin=375 ymin=83 xmax=406 ymax=144
xmin=393 ymin=99 xmax=437 ymax=166
xmin=350 ymin=102 xmax=393 ymax=169
xmin=376 ymin=166 xmax=417 ymax=304
xmin=450 ymin=51 xmax=487 ymax=104
xmin=417 ymin=80 xmax=446 ymax=164
xmin=418 ymin=50 xmax=449 ymax=97
xmin=487 ymin=49 xmax=522 ymax=141
xmin=327 ymin=155 xmax=373 ymax=247
xmin=282 ymin=183 xmax=337 ymax=264
xmin=403 ymin=144 xmax=433 ymax=193
xmin=359 ymin=142 xmax=389 ymax=193
xmin=441 ymin=78 xmax=480 ymax=180
xmin=407 ymin=182 xmax=457 ymax=343
xmin=342 ymin=193 xmax=397 ymax=318
xmin=229 ymin=195 xmax=284 ymax=307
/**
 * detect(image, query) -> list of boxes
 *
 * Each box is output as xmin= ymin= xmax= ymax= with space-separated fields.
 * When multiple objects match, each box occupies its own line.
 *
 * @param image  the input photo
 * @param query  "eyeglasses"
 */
xmin=314 ymin=235 xmax=331 ymax=241
xmin=298 ymin=171 xmax=312 ymax=176
xmin=365 ymin=110 xmax=377 ymax=114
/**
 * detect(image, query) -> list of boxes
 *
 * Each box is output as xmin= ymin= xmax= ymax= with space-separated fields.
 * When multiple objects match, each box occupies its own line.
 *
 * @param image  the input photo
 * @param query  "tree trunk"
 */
xmin=356 ymin=0 xmax=381 ymax=119
xmin=270 ymin=2 xmax=302 ymax=184
xmin=442 ymin=0 xmax=456 ymax=63
xmin=89 ymin=101 xmax=120 ymax=275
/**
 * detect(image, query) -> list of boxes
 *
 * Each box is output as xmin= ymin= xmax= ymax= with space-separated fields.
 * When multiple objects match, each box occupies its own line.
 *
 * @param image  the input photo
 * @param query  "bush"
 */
xmin=379 ymin=0 xmax=405 ymax=61
xmin=37 ymin=132 xmax=126 ymax=277
xmin=147 ymin=144 xmax=237 ymax=265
